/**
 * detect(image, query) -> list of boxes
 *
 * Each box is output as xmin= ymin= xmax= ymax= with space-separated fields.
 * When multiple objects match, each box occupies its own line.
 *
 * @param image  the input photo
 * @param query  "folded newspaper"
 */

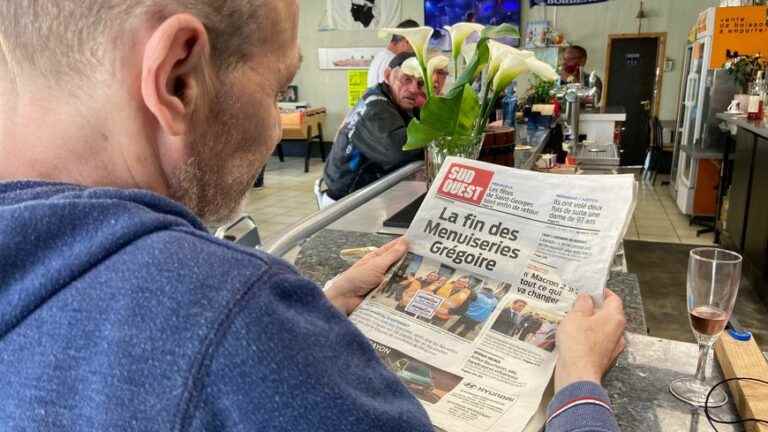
xmin=349 ymin=157 xmax=637 ymax=432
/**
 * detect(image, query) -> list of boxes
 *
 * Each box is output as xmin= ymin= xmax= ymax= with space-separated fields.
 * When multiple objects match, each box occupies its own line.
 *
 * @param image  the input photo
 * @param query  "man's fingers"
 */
xmin=610 ymin=335 xmax=626 ymax=364
xmin=372 ymin=238 xmax=408 ymax=268
xmin=372 ymin=237 xmax=408 ymax=256
xmin=599 ymin=289 xmax=625 ymax=322
xmin=570 ymin=293 xmax=595 ymax=316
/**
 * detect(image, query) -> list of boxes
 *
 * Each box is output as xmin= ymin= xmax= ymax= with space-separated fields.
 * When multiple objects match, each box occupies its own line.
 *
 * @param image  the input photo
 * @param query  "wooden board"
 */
xmin=714 ymin=333 xmax=768 ymax=432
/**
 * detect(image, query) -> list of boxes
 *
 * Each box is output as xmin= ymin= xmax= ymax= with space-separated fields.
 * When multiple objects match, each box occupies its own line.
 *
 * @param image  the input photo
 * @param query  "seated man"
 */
xmin=0 ymin=1 xmax=624 ymax=430
xmin=322 ymin=52 xmax=424 ymax=205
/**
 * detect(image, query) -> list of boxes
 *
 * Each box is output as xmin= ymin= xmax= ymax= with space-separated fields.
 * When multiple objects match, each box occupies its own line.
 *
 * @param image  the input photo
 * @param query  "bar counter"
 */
xmin=263 ymin=126 xmax=744 ymax=431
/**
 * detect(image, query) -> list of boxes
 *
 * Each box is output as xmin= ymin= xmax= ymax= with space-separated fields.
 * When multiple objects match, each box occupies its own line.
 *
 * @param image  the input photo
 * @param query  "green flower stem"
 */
xmin=422 ymin=64 xmax=433 ymax=99
xmin=454 ymin=60 xmax=459 ymax=82
xmin=474 ymin=79 xmax=492 ymax=138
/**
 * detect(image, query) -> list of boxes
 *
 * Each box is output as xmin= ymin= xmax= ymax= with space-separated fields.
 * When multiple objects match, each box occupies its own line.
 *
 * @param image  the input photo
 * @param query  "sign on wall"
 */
xmin=530 ymin=0 xmax=609 ymax=6
xmin=327 ymin=0 xmax=403 ymax=31
xmin=347 ymin=70 xmax=369 ymax=107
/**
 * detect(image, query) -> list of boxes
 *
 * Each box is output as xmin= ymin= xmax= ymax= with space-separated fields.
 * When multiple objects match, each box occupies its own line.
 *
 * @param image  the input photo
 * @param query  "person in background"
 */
xmin=519 ymin=312 xmax=544 ymax=342
xmin=367 ymin=19 xmax=419 ymax=88
xmin=322 ymin=52 xmax=424 ymax=205
xmin=0 ymin=0 xmax=626 ymax=430
xmin=492 ymin=299 xmax=528 ymax=336
xmin=432 ymin=276 xmax=473 ymax=327
xmin=560 ymin=45 xmax=603 ymax=104
xmin=412 ymin=57 xmax=450 ymax=107
xmin=447 ymin=285 xmax=499 ymax=337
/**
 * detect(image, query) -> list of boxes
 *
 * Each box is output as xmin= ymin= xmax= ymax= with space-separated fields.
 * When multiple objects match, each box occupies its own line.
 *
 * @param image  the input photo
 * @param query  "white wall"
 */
xmin=293 ymin=1 xmax=424 ymax=139
xmin=522 ymin=0 xmax=720 ymax=120
xmin=294 ymin=0 xmax=719 ymax=136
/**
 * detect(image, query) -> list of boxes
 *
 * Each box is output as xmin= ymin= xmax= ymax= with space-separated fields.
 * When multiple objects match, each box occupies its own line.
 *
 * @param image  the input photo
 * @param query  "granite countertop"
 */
xmin=294 ymin=229 xmax=744 ymax=431
xmin=717 ymin=112 xmax=768 ymax=139
xmin=294 ymin=229 xmax=647 ymax=334
xmin=606 ymin=333 xmax=743 ymax=431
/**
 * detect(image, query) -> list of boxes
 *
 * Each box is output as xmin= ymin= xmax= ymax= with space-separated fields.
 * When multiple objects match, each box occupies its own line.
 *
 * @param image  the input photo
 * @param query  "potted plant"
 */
xmin=523 ymin=77 xmax=557 ymax=131
xmin=724 ymin=54 xmax=767 ymax=93
xmin=379 ymin=23 xmax=558 ymax=182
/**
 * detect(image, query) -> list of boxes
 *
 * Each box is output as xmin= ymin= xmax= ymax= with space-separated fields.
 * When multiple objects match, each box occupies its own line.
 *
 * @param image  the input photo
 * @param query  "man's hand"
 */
xmin=325 ymin=238 xmax=408 ymax=315
xmin=554 ymin=289 xmax=626 ymax=392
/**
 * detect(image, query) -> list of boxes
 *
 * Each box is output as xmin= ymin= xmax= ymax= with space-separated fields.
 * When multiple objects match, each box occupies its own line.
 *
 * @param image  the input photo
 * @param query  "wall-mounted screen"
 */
xmin=425 ymin=0 xmax=522 ymax=47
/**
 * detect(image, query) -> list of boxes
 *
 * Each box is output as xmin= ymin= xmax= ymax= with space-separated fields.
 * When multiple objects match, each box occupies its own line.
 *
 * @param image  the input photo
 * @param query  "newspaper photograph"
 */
xmin=350 ymin=157 xmax=636 ymax=432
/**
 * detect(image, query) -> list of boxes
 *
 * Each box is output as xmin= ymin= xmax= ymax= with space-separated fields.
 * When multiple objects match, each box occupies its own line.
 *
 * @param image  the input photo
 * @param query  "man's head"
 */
xmin=0 ymin=1 xmax=301 ymax=224
xmin=511 ymin=300 xmax=527 ymax=312
xmin=384 ymin=53 xmax=424 ymax=110
xmin=432 ymin=68 xmax=449 ymax=96
xmin=454 ymin=276 xmax=470 ymax=289
xmin=563 ymin=45 xmax=588 ymax=75
xmin=426 ymin=272 xmax=439 ymax=282
xmin=388 ymin=19 xmax=419 ymax=54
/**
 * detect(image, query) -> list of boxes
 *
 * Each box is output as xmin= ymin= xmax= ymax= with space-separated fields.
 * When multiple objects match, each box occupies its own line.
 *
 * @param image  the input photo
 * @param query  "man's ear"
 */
xmin=383 ymin=67 xmax=392 ymax=84
xmin=141 ymin=14 xmax=211 ymax=137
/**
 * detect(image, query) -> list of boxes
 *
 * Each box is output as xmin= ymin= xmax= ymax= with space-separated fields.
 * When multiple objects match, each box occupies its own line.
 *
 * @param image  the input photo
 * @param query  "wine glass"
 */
xmin=669 ymin=247 xmax=742 ymax=407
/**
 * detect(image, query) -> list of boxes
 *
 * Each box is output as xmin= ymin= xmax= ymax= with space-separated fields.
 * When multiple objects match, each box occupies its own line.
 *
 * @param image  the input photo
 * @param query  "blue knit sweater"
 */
xmin=0 ymin=181 xmax=432 ymax=431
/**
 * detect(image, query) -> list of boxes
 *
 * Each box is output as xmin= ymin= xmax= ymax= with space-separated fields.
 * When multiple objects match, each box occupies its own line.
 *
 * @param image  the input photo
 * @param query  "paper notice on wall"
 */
xmin=327 ymin=0 xmax=402 ymax=31
xmin=347 ymin=70 xmax=369 ymax=107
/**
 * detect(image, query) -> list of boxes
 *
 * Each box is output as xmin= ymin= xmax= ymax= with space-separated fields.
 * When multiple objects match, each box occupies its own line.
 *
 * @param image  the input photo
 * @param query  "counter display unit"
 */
xmin=252 ymin=124 xmax=745 ymax=431
xmin=717 ymin=113 xmax=768 ymax=308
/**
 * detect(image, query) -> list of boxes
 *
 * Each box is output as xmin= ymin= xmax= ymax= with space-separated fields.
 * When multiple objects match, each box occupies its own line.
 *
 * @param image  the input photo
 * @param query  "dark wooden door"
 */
xmin=606 ymin=37 xmax=659 ymax=166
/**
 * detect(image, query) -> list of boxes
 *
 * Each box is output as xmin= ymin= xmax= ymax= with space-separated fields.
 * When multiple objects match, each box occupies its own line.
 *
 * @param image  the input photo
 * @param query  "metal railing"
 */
xmin=265 ymin=161 xmax=424 ymax=257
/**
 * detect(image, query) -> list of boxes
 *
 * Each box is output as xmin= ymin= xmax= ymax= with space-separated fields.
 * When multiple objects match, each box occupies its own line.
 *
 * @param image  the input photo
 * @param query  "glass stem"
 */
xmin=693 ymin=342 xmax=712 ymax=384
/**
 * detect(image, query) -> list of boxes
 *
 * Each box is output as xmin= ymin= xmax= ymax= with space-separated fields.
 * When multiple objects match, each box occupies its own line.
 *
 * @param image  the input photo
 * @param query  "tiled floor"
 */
xmin=236 ymin=156 xmax=324 ymax=245
xmin=238 ymin=159 xmax=715 ymax=247
xmin=626 ymin=176 xmax=715 ymax=246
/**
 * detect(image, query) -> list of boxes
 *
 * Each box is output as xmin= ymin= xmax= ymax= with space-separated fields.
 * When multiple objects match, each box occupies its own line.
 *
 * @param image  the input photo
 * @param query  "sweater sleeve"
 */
xmin=545 ymin=381 xmax=619 ymax=432
xmin=183 ymin=263 xmax=434 ymax=432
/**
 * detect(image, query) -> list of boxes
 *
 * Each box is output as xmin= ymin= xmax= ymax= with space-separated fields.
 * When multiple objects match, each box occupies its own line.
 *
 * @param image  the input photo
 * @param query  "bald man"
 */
xmin=0 ymin=2 xmax=624 ymax=431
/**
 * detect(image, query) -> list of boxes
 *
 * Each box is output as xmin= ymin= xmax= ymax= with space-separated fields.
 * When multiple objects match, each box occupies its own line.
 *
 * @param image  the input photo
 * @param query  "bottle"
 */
xmin=502 ymin=83 xmax=518 ymax=127
xmin=747 ymin=71 xmax=765 ymax=121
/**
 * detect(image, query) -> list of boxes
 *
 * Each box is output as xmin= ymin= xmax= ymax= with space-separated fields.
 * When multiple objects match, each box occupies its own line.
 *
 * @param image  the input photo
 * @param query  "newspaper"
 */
xmin=349 ymin=157 xmax=636 ymax=432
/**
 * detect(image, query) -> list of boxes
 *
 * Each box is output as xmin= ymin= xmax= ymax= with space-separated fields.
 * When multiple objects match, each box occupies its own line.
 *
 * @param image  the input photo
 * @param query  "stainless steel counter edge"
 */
xmin=265 ymin=161 xmax=424 ymax=257
xmin=717 ymin=112 xmax=768 ymax=139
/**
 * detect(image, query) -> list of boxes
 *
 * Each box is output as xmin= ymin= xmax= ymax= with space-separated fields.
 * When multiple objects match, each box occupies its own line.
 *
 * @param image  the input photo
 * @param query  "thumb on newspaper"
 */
xmin=570 ymin=293 xmax=595 ymax=316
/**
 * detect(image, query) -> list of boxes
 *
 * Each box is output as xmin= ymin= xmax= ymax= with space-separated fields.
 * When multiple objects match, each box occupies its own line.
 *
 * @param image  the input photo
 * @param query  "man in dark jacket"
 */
xmin=322 ymin=52 xmax=424 ymax=203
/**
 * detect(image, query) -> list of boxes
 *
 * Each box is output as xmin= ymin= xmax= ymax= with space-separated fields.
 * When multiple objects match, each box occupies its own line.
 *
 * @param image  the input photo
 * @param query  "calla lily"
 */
xmin=400 ymin=57 xmax=424 ymax=79
xmin=487 ymin=40 xmax=534 ymax=79
xmin=461 ymin=42 xmax=477 ymax=66
xmin=378 ymin=26 xmax=434 ymax=67
xmin=444 ymin=22 xmax=484 ymax=61
xmin=427 ymin=55 xmax=450 ymax=79
xmin=525 ymin=57 xmax=559 ymax=81
xmin=491 ymin=55 xmax=528 ymax=94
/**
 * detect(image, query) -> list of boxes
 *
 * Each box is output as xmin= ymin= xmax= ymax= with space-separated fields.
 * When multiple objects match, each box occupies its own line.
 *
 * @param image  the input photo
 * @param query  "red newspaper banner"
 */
xmin=437 ymin=162 xmax=494 ymax=205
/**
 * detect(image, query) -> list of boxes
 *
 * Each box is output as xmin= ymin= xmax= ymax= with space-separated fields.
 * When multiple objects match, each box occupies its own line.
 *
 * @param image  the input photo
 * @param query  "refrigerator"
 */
xmin=673 ymin=5 xmax=765 ymax=216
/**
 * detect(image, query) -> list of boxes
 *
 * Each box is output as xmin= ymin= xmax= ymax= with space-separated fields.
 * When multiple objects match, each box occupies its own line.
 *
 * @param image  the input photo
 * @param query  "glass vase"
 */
xmin=425 ymin=134 xmax=484 ymax=185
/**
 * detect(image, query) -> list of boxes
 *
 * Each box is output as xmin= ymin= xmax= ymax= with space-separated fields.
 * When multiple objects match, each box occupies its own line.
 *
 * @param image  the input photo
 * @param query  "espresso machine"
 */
xmin=551 ymin=71 xmax=620 ymax=172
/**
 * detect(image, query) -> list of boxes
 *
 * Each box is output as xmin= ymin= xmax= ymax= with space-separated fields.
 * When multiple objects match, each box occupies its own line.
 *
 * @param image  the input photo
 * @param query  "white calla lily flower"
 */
xmin=378 ymin=26 xmax=434 ymax=66
xmin=427 ymin=55 xmax=450 ymax=79
xmin=491 ymin=55 xmax=528 ymax=93
xmin=487 ymin=40 xmax=534 ymax=79
xmin=444 ymin=22 xmax=484 ymax=61
xmin=400 ymin=57 xmax=424 ymax=79
xmin=525 ymin=57 xmax=559 ymax=81
xmin=461 ymin=42 xmax=477 ymax=66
